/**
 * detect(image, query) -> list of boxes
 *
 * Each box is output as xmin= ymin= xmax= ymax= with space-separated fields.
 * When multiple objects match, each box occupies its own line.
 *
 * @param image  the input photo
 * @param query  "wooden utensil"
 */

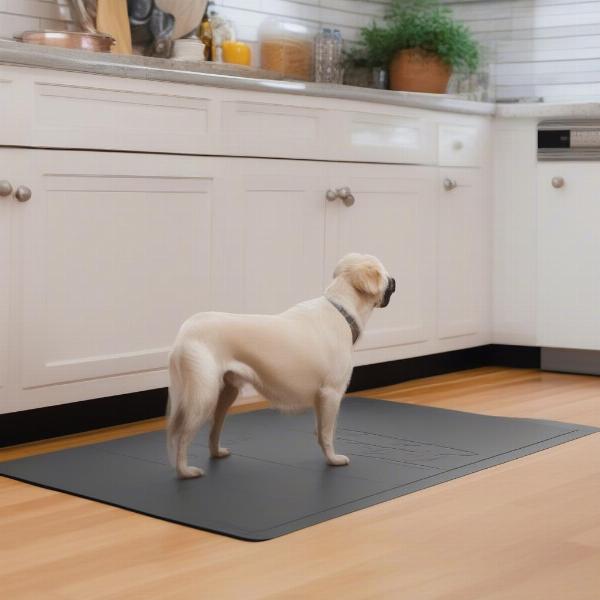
xmin=96 ymin=0 xmax=132 ymax=54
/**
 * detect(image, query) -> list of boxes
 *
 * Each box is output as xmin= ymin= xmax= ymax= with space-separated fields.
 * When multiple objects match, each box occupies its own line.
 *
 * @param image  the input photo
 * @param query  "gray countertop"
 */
xmin=0 ymin=39 xmax=495 ymax=116
xmin=496 ymin=101 xmax=600 ymax=119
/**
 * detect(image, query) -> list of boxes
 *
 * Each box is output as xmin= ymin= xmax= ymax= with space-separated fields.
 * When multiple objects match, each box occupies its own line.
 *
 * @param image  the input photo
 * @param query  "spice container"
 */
xmin=222 ymin=41 xmax=251 ymax=66
xmin=259 ymin=17 xmax=313 ymax=81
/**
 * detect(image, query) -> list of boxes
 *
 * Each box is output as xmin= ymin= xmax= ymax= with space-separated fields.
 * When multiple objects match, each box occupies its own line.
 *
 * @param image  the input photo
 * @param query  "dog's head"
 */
xmin=333 ymin=253 xmax=395 ymax=308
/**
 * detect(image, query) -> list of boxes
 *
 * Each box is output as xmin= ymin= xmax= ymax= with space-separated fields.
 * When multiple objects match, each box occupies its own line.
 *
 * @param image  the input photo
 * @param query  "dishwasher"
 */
xmin=537 ymin=120 xmax=600 ymax=375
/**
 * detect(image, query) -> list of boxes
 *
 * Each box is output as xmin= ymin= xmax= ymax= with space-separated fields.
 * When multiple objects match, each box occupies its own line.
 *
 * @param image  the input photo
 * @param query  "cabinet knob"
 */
xmin=15 ymin=185 xmax=32 ymax=202
xmin=452 ymin=140 xmax=464 ymax=151
xmin=0 ymin=180 xmax=13 ymax=197
xmin=326 ymin=189 xmax=338 ymax=201
xmin=336 ymin=187 xmax=355 ymax=207
xmin=551 ymin=176 xmax=565 ymax=189
xmin=443 ymin=178 xmax=457 ymax=191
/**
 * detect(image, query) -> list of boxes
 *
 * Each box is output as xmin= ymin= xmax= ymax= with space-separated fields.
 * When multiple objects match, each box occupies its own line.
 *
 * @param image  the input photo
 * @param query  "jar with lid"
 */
xmin=314 ymin=28 xmax=344 ymax=84
xmin=259 ymin=17 xmax=314 ymax=81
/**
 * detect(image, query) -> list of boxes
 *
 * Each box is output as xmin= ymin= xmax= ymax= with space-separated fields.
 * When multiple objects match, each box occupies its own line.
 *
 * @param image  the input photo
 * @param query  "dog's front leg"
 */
xmin=315 ymin=388 xmax=349 ymax=466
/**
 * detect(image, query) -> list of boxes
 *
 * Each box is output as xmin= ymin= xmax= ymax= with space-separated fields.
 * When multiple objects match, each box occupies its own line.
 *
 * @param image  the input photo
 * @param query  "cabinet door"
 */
xmin=326 ymin=164 xmax=437 ymax=351
xmin=18 ymin=151 xmax=220 ymax=387
xmin=538 ymin=163 xmax=600 ymax=350
xmin=213 ymin=159 xmax=327 ymax=314
xmin=437 ymin=169 xmax=486 ymax=340
xmin=0 ymin=150 xmax=19 ymax=405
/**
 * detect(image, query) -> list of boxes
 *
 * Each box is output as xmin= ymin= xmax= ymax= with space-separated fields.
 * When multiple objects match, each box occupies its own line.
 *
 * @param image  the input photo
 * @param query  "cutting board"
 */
xmin=96 ymin=0 xmax=132 ymax=54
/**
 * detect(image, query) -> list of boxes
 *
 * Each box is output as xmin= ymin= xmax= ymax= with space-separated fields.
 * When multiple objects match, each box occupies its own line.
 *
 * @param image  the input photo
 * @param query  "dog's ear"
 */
xmin=333 ymin=253 xmax=361 ymax=279
xmin=349 ymin=262 xmax=382 ymax=296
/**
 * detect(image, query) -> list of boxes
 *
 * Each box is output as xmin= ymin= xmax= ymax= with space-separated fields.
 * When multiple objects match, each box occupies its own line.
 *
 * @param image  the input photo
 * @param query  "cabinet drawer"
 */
xmin=336 ymin=110 xmax=436 ymax=164
xmin=2 ymin=66 xmax=219 ymax=154
xmin=438 ymin=124 xmax=482 ymax=167
xmin=32 ymin=81 xmax=216 ymax=154
xmin=220 ymin=100 xmax=328 ymax=159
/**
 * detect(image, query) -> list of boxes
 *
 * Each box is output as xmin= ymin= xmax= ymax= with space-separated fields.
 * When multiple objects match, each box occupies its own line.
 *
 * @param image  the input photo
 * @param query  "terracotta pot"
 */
xmin=389 ymin=48 xmax=452 ymax=94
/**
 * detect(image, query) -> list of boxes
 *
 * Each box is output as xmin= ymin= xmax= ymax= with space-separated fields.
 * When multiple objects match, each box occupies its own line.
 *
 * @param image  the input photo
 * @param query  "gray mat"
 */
xmin=1 ymin=398 xmax=597 ymax=541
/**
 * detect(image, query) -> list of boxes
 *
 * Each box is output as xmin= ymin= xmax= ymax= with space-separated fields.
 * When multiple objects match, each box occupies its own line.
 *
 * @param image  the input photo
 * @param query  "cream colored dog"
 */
xmin=167 ymin=253 xmax=395 ymax=478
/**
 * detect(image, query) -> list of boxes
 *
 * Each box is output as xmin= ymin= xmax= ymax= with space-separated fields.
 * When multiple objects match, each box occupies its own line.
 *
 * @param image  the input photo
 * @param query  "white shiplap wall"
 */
xmin=1 ymin=0 xmax=600 ymax=101
xmin=447 ymin=0 xmax=600 ymax=101
xmin=0 ymin=0 xmax=389 ymax=42
xmin=0 ymin=0 xmax=75 ymax=38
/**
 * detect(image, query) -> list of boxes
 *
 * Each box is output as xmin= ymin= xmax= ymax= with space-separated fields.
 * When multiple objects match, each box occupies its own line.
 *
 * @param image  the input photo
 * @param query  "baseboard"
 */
xmin=0 ymin=388 xmax=168 ymax=448
xmin=487 ymin=344 xmax=541 ymax=370
xmin=348 ymin=345 xmax=489 ymax=392
xmin=541 ymin=347 xmax=600 ymax=376
xmin=348 ymin=344 xmax=540 ymax=392
xmin=0 ymin=344 xmax=540 ymax=448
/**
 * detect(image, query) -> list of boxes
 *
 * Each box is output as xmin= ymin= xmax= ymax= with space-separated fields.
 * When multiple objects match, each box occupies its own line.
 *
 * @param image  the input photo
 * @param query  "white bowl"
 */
xmin=172 ymin=39 xmax=205 ymax=61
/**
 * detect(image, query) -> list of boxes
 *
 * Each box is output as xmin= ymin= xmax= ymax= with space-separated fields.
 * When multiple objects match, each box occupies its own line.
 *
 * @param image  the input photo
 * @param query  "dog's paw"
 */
xmin=211 ymin=447 xmax=231 ymax=459
xmin=178 ymin=466 xmax=205 ymax=479
xmin=327 ymin=454 xmax=350 ymax=466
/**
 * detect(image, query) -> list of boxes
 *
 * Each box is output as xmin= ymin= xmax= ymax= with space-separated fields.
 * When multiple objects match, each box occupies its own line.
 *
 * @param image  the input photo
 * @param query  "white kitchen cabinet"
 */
xmin=325 ymin=164 xmax=437 ymax=351
xmin=16 ymin=150 xmax=220 ymax=389
xmin=0 ymin=64 xmax=495 ymax=412
xmin=212 ymin=159 xmax=327 ymax=314
xmin=437 ymin=168 xmax=486 ymax=340
xmin=213 ymin=160 xmax=440 ymax=354
xmin=538 ymin=162 xmax=600 ymax=350
xmin=491 ymin=121 xmax=538 ymax=345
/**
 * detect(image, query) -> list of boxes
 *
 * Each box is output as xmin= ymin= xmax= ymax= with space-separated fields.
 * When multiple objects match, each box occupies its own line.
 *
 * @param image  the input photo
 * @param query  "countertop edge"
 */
xmin=0 ymin=40 xmax=496 ymax=117
xmin=495 ymin=102 xmax=600 ymax=119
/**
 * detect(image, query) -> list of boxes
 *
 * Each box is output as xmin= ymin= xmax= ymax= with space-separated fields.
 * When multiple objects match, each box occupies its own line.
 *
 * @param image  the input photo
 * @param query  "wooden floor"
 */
xmin=1 ymin=367 xmax=599 ymax=599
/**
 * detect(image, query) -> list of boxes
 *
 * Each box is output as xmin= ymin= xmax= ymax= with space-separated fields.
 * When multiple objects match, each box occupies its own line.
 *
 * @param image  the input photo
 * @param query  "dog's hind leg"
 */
xmin=315 ymin=387 xmax=349 ymax=466
xmin=174 ymin=411 xmax=208 ymax=479
xmin=209 ymin=381 xmax=239 ymax=458
xmin=167 ymin=342 xmax=221 ymax=479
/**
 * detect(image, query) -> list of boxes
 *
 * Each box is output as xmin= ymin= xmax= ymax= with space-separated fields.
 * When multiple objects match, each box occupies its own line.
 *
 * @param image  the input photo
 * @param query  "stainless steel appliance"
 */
xmin=538 ymin=120 xmax=600 ymax=160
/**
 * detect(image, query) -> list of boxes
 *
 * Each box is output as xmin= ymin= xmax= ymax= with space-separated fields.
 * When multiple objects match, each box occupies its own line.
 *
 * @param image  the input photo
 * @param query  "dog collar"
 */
xmin=327 ymin=298 xmax=360 ymax=344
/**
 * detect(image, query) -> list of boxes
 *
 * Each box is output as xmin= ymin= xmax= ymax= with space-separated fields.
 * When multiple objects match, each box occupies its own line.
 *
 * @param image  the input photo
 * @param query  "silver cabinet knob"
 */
xmin=326 ymin=189 xmax=338 ymax=201
xmin=336 ymin=187 xmax=355 ymax=207
xmin=443 ymin=178 xmax=457 ymax=191
xmin=452 ymin=140 xmax=464 ymax=151
xmin=336 ymin=186 xmax=351 ymax=199
xmin=15 ymin=185 xmax=32 ymax=202
xmin=551 ymin=176 xmax=565 ymax=189
xmin=0 ymin=180 xmax=13 ymax=197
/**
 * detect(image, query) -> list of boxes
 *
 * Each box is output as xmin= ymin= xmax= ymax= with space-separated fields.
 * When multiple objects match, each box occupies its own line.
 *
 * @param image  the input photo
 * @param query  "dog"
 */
xmin=167 ymin=253 xmax=395 ymax=478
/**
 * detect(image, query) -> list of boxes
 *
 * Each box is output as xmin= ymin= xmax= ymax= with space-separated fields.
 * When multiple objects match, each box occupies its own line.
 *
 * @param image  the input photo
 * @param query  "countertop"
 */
xmin=496 ymin=101 xmax=600 ymax=119
xmin=0 ymin=39 xmax=494 ymax=116
xmin=4 ymin=40 xmax=599 ymax=119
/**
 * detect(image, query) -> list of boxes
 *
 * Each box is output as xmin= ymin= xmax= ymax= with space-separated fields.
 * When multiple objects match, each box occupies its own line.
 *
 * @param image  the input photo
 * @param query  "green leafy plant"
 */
xmin=358 ymin=0 xmax=480 ymax=72
xmin=342 ymin=46 xmax=370 ymax=70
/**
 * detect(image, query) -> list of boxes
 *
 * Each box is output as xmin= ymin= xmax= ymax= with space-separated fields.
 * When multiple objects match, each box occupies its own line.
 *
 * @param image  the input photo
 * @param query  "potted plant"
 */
xmin=358 ymin=0 xmax=480 ymax=94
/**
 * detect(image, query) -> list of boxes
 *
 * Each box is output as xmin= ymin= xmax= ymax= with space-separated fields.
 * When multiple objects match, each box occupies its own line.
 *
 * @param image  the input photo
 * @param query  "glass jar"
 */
xmin=314 ymin=28 xmax=344 ymax=84
xmin=259 ymin=17 xmax=314 ymax=81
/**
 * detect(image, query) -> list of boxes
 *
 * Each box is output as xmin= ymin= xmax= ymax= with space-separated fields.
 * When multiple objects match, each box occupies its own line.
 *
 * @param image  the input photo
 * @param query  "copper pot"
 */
xmin=16 ymin=30 xmax=115 ymax=53
xmin=389 ymin=48 xmax=452 ymax=94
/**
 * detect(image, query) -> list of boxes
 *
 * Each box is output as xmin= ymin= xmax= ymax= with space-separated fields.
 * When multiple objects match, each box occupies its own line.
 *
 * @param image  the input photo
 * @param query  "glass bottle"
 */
xmin=315 ymin=28 xmax=343 ymax=84
xmin=332 ymin=30 xmax=344 ymax=83
xmin=198 ymin=12 xmax=212 ymax=61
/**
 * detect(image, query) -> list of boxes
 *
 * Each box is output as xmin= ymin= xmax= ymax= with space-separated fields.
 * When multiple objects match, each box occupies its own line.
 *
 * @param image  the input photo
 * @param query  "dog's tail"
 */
xmin=167 ymin=340 xmax=221 ymax=477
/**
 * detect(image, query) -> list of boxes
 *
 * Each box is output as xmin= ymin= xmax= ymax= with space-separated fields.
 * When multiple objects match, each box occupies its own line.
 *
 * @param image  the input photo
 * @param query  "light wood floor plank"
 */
xmin=1 ymin=367 xmax=599 ymax=599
